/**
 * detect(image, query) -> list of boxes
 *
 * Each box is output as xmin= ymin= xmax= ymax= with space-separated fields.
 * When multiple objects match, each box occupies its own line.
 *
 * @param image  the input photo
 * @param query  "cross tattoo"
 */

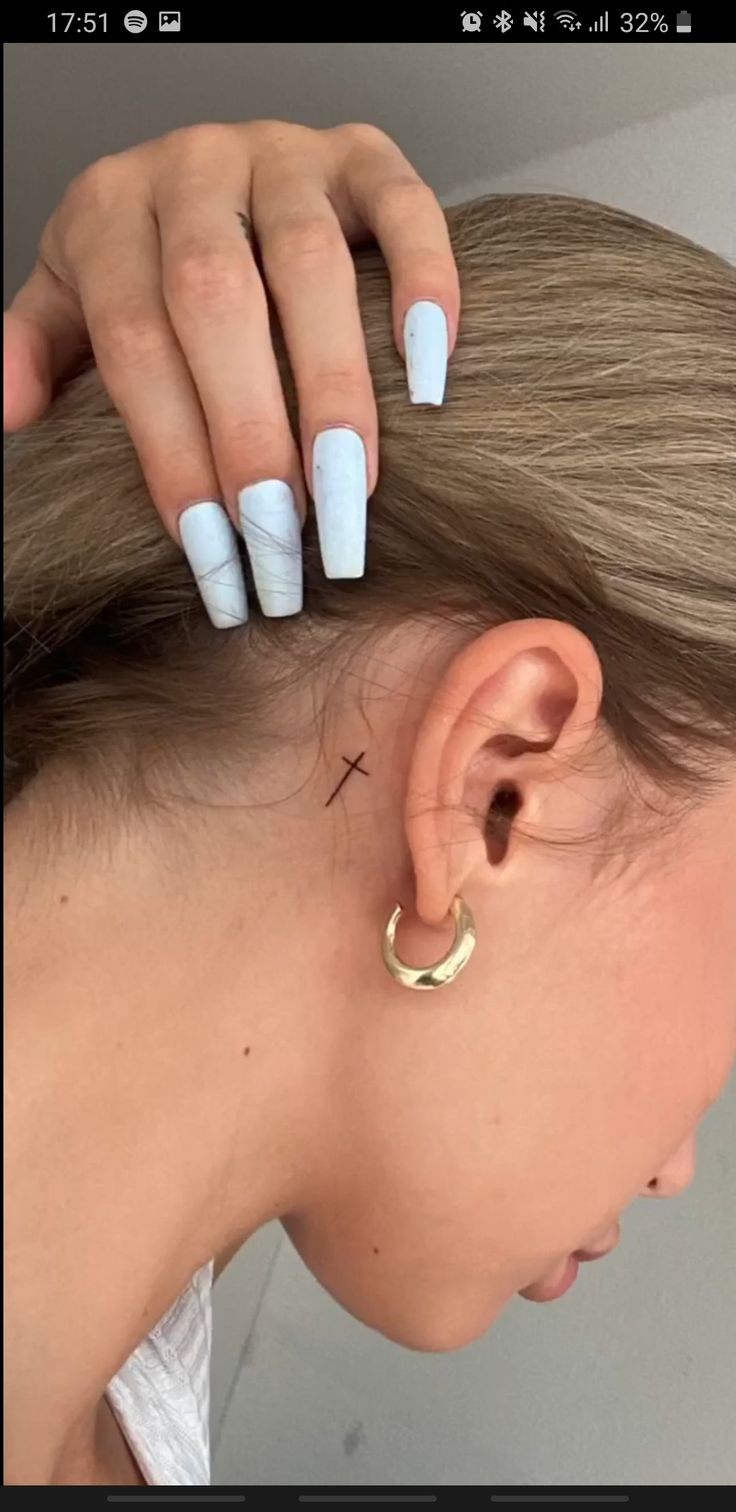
xmin=237 ymin=211 xmax=253 ymax=244
xmin=325 ymin=752 xmax=370 ymax=807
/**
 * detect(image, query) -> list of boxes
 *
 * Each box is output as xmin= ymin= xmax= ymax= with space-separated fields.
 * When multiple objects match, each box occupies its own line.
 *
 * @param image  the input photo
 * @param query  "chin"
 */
xmin=293 ymin=1235 xmax=509 ymax=1353
xmin=371 ymin=1299 xmax=507 ymax=1354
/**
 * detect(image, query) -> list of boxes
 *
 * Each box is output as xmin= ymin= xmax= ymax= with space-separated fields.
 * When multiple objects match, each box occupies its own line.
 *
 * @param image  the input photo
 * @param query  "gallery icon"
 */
xmin=159 ymin=10 xmax=181 ymax=27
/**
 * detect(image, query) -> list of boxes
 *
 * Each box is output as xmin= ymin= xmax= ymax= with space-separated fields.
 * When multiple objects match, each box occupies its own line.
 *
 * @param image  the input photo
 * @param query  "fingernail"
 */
xmin=312 ymin=427 xmax=367 ymax=579
xmin=404 ymin=300 xmax=449 ymax=406
xmin=238 ymin=480 xmax=303 ymax=618
xmin=178 ymin=501 xmax=248 ymax=629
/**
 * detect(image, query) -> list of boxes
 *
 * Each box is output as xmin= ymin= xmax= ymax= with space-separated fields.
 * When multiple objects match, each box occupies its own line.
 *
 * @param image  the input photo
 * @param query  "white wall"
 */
xmin=445 ymin=95 xmax=736 ymax=264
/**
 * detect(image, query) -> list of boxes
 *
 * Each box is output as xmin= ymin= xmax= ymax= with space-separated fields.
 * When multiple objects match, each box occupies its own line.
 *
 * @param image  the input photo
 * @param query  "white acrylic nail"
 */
xmin=404 ymin=300 xmax=449 ymax=406
xmin=179 ymin=501 xmax=248 ymax=629
xmin=312 ymin=427 xmax=367 ymax=580
xmin=238 ymin=480 xmax=303 ymax=618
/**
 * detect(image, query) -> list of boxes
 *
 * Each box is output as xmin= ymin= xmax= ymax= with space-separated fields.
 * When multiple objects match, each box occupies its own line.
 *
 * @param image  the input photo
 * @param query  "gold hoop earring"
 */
xmin=381 ymin=896 xmax=476 ymax=991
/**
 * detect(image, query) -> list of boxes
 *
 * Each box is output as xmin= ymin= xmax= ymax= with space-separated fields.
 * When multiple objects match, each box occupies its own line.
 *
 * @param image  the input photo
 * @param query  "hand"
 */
xmin=4 ymin=121 xmax=460 ymax=623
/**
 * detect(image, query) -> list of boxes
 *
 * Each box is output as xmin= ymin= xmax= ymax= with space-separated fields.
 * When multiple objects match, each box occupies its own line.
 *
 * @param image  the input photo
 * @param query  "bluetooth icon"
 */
xmin=494 ymin=10 xmax=514 ymax=29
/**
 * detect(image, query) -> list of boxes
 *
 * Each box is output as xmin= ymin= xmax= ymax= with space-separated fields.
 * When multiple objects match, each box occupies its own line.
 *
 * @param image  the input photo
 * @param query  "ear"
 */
xmin=405 ymin=619 xmax=605 ymax=926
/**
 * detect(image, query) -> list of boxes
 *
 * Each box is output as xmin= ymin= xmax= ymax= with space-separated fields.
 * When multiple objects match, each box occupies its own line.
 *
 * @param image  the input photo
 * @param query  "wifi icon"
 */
xmin=554 ymin=8 xmax=580 ymax=27
xmin=124 ymin=9 xmax=148 ymax=29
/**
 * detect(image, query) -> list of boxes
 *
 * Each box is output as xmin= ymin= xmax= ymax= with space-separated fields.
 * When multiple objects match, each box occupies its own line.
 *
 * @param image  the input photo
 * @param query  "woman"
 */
xmin=5 ymin=122 xmax=736 ymax=1487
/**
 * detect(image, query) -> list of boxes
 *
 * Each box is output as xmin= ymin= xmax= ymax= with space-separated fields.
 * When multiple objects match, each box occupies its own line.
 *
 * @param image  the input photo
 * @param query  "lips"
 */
xmin=540 ymin=1255 xmax=580 ymax=1299
xmin=520 ymin=1224 xmax=620 ymax=1303
xmin=572 ymin=1228 xmax=619 ymax=1264
xmin=519 ymin=1254 xmax=579 ymax=1303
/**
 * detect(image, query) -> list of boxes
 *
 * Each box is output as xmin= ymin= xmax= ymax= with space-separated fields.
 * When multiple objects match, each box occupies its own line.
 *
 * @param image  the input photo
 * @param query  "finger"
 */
xmin=155 ymin=182 xmax=305 ymax=619
xmin=3 ymin=310 xmax=53 ymax=431
xmin=72 ymin=202 xmax=247 ymax=630
xmin=4 ymin=263 xmax=86 ymax=430
xmin=254 ymin=171 xmax=376 ymax=581
xmin=335 ymin=129 xmax=460 ymax=406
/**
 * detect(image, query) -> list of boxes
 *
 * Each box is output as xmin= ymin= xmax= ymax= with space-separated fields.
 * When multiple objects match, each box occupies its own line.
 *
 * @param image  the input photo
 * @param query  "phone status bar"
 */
xmin=4 ymin=6 xmax=734 ymax=43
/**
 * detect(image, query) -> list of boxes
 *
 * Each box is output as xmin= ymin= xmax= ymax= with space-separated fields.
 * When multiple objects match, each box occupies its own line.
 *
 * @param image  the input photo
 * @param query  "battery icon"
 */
xmin=676 ymin=10 xmax=692 ymax=30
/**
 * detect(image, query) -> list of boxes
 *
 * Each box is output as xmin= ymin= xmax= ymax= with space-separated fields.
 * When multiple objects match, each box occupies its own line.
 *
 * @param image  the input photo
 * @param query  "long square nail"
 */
xmin=179 ymin=501 xmax=248 ymax=628
xmin=312 ymin=427 xmax=367 ymax=579
xmin=404 ymin=300 xmax=449 ymax=405
xmin=238 ymin=480 xmax=303 ymax=617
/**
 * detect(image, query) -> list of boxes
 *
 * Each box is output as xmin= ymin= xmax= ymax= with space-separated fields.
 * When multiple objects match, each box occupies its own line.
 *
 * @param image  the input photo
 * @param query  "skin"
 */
xmin=5 ymin=617 xmax=736 ymax=1483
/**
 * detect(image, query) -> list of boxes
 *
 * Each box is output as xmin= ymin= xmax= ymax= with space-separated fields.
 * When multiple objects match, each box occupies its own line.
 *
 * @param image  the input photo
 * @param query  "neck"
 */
xmin=4 ymin=749 xmax=348 ymax=1471
xmin=5 ymin=631 xmax=436 ymax=1477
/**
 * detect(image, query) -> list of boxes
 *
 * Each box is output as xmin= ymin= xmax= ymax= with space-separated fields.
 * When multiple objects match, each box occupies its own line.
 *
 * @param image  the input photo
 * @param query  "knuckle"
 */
xmin=374 ymin=175 xmax=433 ymax=223
xmin=218 ymin=414 xmax=286 ymax=454
xmin=92 ymin=305 xmax=171 ymax=370
xmin=167 ymin=245 xmax=249 ymax=312
xmin=61 ymin=155 xmax=127 ymax=220
xmin=50 ymin=152 xmax=140 ymax=271
xmin=215 ymin=415 xmax=295 ymax=483
xmin=147 ymin=461 xmax=216 ymax=522
xmin=266 ymin=215 xmax=342 ymax=271
xmin=313 ymin=366 xmax=370 ymax=405
xmin=161 ymin=122 xmax=235 ymax=163
xmin=400 ymin=247 xmax=457 ymax=292
xmin=251 ymin=118 xmax=304 ymax=149
xmin=337 ymin=121 xmax=394 ymax=153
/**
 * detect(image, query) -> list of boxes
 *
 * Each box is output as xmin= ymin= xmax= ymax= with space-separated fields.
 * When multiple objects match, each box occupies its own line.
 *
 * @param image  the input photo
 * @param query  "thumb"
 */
xmin=4 ymin=261 xmax=87 ymax=432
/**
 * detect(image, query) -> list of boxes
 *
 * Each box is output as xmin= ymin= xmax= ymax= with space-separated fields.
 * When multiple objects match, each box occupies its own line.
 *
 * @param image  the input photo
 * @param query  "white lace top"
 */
xmin=105 ymin=1260 xmax=214 ymax=1486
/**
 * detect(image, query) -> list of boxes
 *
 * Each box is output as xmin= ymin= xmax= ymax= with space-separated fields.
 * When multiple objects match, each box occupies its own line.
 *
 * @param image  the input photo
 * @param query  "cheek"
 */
xmin=581 ymin=857 xmax=735 ymax=1143
xmin=668 ymin=816 xmax=736 ymax=1077
xmin=633 ymin=870 xmax=736 ymax=1116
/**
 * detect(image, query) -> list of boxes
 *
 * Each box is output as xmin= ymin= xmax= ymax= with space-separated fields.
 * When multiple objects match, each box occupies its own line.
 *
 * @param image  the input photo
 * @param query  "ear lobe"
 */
xmin=404 ymin=620 xmax=603 ymax=927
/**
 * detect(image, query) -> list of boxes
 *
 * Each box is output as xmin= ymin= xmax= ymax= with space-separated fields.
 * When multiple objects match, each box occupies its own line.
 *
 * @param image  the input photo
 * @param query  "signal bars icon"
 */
xmin=589 ymin=9 xmax=609 ymax=28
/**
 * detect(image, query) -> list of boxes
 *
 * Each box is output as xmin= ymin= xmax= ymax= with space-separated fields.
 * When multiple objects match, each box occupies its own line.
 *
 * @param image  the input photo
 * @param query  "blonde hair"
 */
xmin=4 ymin=194 xmax=736 ymax=832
